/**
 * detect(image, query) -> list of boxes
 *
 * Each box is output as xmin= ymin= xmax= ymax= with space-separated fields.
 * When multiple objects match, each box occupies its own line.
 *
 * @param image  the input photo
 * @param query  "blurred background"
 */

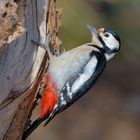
xmin=29 ymin=0 xmax=140 ymax=140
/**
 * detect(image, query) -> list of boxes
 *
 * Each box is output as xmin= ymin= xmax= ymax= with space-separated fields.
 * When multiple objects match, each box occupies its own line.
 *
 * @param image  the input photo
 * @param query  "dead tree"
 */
xmin=0 ymin=0 xmax=61 ymax=139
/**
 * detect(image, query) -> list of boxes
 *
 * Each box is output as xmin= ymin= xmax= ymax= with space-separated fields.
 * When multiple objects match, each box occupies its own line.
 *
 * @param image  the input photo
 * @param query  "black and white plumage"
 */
xmin=45 ymin=24 xmax=121 ymax=121
xmin=22 ymin=24 xmax=121 ymax=139
xmin=43 ymin=51 xmax=107 ymax=127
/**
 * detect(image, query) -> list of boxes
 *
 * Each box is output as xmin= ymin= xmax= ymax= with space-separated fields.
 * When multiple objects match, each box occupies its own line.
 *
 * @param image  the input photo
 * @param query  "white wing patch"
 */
xmin=60 ymin=92 xmax=66 ymax=105
xmin=71 ymin=56 xmax=97 ymax=93
xmin=66 ymin=83 xmax=73 ymax=99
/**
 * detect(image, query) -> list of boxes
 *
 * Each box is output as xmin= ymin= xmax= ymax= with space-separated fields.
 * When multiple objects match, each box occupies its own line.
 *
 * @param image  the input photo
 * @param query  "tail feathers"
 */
xmin=44 ymin=104 xmax=68 ymax=126
xmin=22 ymin=106 xmax=59 ymax=139
xmin=22 ymin=117 xmax=44 ymax=140
xmin=44 ymin=112 xmax=56 ymax=126
xmin=44 ymin=105 xmax=59 ymax=126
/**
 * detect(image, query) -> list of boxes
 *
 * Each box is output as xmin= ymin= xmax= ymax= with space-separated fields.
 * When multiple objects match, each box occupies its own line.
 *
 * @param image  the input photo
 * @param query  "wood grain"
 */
xmin=0 ymin=0 xmax=49 ymax=139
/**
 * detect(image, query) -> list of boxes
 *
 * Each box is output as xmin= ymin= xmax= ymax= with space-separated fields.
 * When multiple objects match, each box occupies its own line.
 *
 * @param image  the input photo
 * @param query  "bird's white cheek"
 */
xmin=101 ymin=35 xmax=119 ymax=50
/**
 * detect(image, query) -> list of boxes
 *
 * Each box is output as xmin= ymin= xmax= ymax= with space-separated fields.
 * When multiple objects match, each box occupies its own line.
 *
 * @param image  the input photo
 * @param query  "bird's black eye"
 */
xmin=104 ymin=33 xmax=110 ymax=37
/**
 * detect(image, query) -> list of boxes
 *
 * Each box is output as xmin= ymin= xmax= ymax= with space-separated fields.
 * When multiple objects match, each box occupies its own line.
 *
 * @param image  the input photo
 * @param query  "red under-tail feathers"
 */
xmin=40 ymin=73 xmax=58 ymax=118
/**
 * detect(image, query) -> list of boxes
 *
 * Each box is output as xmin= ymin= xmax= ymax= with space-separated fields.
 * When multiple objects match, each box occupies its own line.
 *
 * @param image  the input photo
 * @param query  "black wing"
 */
xmin=44 ymin=51 xmax=106 ymax=125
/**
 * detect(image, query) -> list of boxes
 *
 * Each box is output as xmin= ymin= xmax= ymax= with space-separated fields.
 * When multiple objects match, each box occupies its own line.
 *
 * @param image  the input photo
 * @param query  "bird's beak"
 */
xmin=86 ymin=24 xmax=99 ymax=42
xmin=86 ymin=24 xmax=98 ymax=35
xmin=86 ymin=24 xmax=105 ymax=46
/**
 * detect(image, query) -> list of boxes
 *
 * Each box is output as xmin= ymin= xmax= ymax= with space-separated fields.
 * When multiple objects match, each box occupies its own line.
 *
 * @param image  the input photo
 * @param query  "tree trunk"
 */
xmin=0 ymin=0 xmax=61 ymax=139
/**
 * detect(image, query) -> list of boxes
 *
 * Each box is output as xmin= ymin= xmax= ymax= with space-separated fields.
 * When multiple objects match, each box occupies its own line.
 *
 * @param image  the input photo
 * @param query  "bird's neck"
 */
xmin=87 ymin=43 xmax=105 ymax=53
xmin=105 ymin=53 xmax=115 ymax=61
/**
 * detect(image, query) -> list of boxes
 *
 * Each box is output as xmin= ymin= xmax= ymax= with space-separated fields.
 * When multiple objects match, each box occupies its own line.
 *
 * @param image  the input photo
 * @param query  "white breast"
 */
xmin=48 ymin=45 xmax=98 ymax=91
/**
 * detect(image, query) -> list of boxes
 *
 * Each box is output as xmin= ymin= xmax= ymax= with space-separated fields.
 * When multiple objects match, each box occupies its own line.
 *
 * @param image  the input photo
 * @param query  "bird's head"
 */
xmin=87 ymin=24 xmax=121 ymax=60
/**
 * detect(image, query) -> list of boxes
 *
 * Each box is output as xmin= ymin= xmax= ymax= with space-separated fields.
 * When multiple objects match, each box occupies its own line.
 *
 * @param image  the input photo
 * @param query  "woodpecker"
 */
xmin=23 ymin=24 xmax=121 ymax=139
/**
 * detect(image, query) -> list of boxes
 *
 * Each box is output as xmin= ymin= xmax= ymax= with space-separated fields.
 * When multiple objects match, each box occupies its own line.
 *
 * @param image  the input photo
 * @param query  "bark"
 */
xmin=0 ymin=0 xmax=61 ymax=139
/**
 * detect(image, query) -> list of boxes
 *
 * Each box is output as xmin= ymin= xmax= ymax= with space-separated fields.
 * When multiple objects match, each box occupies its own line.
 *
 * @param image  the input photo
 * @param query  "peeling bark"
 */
xmin=0 ymin=0 xmax=61 ymax=139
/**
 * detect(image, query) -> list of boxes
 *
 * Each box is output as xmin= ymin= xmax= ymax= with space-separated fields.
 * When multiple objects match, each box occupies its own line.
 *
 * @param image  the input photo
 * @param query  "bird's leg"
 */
xmin=31 ymin=34 xmax=52 ymax=58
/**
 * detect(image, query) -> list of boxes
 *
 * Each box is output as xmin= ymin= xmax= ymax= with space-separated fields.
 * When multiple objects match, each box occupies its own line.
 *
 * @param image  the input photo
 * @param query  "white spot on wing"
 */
xmin=71 ymin=56 xmax=97 ymax=93
xmin=66 ymin=83 xmax=73 ymax=99
xmin=60 ymin=92 xmax=66 ymax=105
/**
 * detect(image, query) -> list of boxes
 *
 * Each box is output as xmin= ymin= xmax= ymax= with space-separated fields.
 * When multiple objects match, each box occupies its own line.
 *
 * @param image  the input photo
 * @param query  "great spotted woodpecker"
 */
xmin=23 ymin=24 xmax=121 ymax=139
